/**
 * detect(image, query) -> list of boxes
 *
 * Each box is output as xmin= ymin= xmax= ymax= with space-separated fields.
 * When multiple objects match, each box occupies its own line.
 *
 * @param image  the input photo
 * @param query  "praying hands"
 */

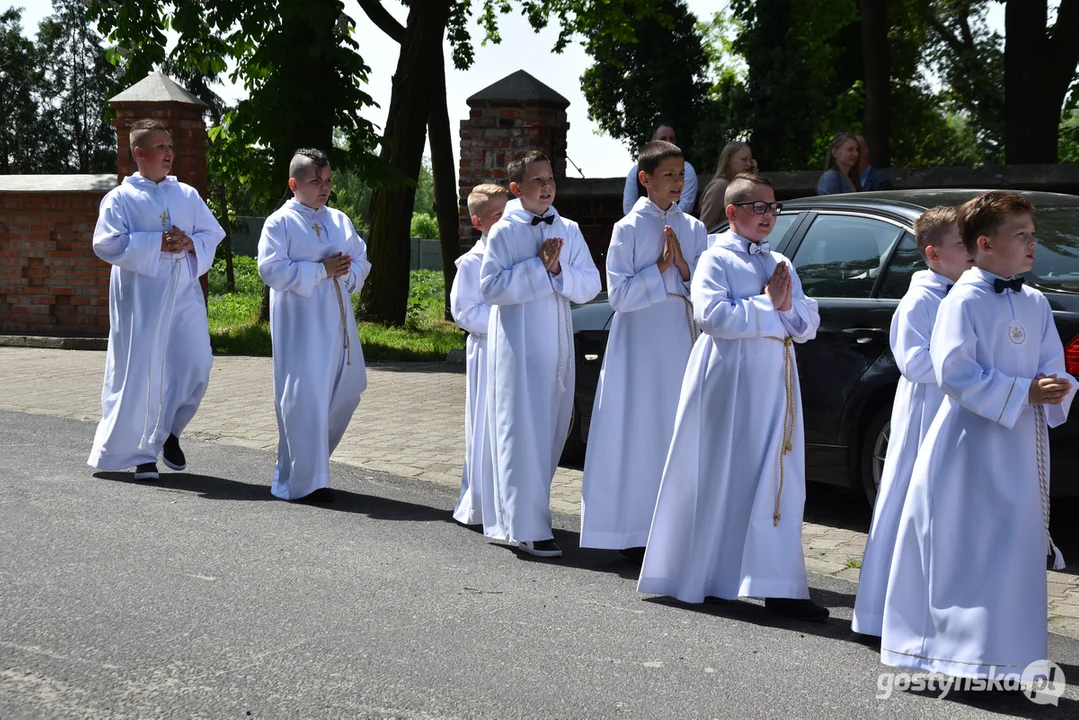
xmin=765 ymin=261 xmax=793 ymax=312
xmin=540 ymin=237 xmax=563 ymax=275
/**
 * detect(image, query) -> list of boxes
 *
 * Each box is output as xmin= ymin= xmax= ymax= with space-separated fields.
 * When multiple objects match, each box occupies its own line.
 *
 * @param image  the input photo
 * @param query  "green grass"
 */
xmin=845 ymin=557 xmax=862 ymax=570
xmin=207 ymin=257 xmax=464 ymax=361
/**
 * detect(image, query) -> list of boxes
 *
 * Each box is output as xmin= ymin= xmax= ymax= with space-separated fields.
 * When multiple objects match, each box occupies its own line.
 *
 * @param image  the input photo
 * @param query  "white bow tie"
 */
xmin=748 ymin=241 xmax=770 ymax=256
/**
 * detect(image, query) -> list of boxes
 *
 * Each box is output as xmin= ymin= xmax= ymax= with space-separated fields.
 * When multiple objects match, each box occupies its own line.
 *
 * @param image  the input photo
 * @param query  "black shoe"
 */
xmin=133 ymin=463 xmax=160 ymax=481
xmin=292 ymin=487 xmax=335 ymax=504
xmin=162 ymin=434 xmax=186 ymax=471
xmin=765 ymin=597 xmax=830 ymax=622
xmin=517 ymin=539 xmax=562 ymax=558
xmin=619 ymin=547 xmax=646 ymax=563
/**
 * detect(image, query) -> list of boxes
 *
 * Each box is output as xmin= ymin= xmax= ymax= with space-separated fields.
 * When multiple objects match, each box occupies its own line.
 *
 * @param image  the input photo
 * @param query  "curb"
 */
xmin=0 ymin=336 xmax=107 ymax=351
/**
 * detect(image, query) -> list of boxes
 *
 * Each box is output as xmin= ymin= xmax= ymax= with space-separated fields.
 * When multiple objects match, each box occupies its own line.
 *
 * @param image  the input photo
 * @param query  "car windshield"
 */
xmin=1031 ymin=206 xmax=1079 ymax=291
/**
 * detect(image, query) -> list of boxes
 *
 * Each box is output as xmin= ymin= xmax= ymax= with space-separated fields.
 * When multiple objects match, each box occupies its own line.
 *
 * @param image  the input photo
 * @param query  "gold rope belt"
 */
xmin=333 ymin=276 xmax=352 ymax=366
xmin=667 ymin=293 xmax=699 ymax=344
xmin=1034 ymin=403 xmax=1064 ymax=569
xmin=762 ymin=335 xmax=796 ymax=526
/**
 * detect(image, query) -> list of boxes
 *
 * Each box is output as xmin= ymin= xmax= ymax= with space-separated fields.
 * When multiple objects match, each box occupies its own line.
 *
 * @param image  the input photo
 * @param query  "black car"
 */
xmin=566 ymin=189 xmax=1079 ymax=504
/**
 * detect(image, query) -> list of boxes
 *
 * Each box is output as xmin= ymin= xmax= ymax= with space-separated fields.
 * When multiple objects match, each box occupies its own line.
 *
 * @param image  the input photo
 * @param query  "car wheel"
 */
xmin=860 ymin=404 xmax=891 ymax=507
xmin=560 ymin=401 xmax=586 ymax=466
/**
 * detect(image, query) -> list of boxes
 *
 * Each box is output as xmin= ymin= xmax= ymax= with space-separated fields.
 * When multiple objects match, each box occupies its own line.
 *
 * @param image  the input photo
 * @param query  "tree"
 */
xmin=926 ymin=0 xmax=1079 ymax=164
xmin=35 ymin=0 xmax=120 ymax=173
xmin=355 ymin=0 xmax=451 ymax=325
xmin=726 ymin=0 xmax=861 ymax=170
xmin=927 ymin=0 xmax=1007 ymax=162
xmin=578 ymin=0 xmax=711 ymax=164
xmin=860 ymin=0 xmax=891 ymax=167
xmin=90 ymin=0 xmax=382 ymax=205
xmin=1003 ymin=0 xmax=1079 ymax=163
xmin=0 ymin=9 xmax=43 ymax=173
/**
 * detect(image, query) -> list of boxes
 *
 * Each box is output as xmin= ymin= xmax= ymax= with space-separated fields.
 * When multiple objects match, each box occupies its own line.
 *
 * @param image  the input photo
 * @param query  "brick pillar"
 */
xmin=458 ymin=70 xmax=570 ymax=249
xmin=108 ymin=72 xmax=211 ymax=298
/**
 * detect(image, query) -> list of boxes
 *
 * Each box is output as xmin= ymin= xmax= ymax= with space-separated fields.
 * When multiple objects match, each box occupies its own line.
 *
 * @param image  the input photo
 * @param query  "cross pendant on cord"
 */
xmin=313 ymin=222 xmax=323 ymax=242
xmin=160 ymin=211 xmax=170 ymax=227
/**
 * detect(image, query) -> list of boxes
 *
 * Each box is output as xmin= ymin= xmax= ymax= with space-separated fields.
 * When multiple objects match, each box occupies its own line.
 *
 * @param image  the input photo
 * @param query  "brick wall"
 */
xmin=112 ymin=103 xmax=208 ymax=196
xmin=0 ymin=184 xmax=113 ymax=336
xmin=458 ymin=103 xmax=570 ymax=250
xmin=556 ymin=180 xmax=624 ymax=289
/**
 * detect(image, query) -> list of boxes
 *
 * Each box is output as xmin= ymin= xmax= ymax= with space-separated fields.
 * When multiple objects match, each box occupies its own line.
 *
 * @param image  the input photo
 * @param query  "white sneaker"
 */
xmin=517 ymin=539 xmax=562 ymax=558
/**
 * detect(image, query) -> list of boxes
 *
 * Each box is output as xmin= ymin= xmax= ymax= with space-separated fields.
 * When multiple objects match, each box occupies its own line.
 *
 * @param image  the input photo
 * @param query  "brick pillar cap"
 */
xmin=466 ymin=70 xmax=569 ymax=110
xmin=109 ymin=71 xmax=208 ymax=108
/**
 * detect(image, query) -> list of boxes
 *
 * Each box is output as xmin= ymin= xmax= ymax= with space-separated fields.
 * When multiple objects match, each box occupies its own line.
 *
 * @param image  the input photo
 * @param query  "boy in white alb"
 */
xmin=580 ymin=140 xmax=708 ymax=556
xmin=450 ymin=183 xmax=509 ymax=528
xmin=88 ymin=119 xmax=225 ymax=481
xmin=480 ymin=150 xmax=602 ymax=558
xmin=882 ymin=192 xmax=1075 ymax=680
xmin=637 ymin=173 xmax=828 ymax=621
xmin=852 ymin=206 xmax=972 ymax=637
xmin=258 ymin=149 xmax=372 ymax=503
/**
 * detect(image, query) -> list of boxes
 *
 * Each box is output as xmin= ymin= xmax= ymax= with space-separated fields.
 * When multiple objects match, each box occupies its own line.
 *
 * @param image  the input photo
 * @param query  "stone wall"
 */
xmin=0 ymin=176 xmax=115 ymax=336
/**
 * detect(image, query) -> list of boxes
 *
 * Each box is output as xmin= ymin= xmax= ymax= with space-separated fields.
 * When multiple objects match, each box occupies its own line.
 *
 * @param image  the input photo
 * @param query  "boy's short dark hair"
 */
xmin=914 ymin=206 xmax=960 ymax=257
xmin=638 ymin=140 xmax=684 ymax=175
xmin=724 ymin=172 xmax=774 ymax=206
xmin=129 ymin=119 xmax=168 ymax=153
xmin=507 ymin=150 xmax=552 ymax=184
xmin=957 ymin=192 xmax=1036 ymax=254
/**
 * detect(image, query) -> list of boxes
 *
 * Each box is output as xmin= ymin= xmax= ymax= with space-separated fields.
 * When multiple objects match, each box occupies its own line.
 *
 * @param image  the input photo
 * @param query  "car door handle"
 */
xmin=841 ymin=327 xmax=886 ymax=344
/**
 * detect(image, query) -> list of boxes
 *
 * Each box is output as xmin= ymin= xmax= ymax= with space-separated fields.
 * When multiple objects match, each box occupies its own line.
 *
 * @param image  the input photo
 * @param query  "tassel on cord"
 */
xmin=1035 ymin=404 xmax=1064 ymax=570
xmin=1051 ymin=540 xmax=1066 ymax=571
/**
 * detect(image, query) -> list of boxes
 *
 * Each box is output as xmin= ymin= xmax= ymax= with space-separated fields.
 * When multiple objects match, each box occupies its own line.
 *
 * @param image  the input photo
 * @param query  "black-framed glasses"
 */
xmin=733 ymin=201 xmax=783 ymax=215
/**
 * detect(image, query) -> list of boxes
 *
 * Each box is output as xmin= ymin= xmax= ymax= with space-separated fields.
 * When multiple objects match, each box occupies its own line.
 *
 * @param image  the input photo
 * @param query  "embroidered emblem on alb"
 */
xmin=1008 ymin=320 xmax=1027 ymax=345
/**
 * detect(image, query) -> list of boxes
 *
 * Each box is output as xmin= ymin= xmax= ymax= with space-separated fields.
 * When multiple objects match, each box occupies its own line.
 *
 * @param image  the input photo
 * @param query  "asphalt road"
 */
xmin=2 ymin=410 xmax=1078 ymax=719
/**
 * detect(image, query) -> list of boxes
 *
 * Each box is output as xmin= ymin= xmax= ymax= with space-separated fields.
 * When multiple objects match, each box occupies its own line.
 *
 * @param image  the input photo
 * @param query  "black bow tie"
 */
xmin=945 ymin=284 xmax=953 ymax=295
xmin=531 ymin=214 xmax=555 ymax=226
xmin=993 ymin=277 xmax=1025 ymax=294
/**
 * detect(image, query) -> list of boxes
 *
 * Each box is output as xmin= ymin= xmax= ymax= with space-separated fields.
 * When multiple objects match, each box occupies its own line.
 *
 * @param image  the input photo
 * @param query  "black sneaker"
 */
xmin=517 ymin=539 xmax=562 ymax=558
xmin=133 ymin=463 xmax=160 ymax=481
xmin=619 ymin=547 xmax=646 ymax=563
xmin=291 ymin=487 xmax=336 ymax=504
xmin=765 ymin=597 xmax=830 ymax=622
xmin=162 ymin=434 xmax=186 ymax=471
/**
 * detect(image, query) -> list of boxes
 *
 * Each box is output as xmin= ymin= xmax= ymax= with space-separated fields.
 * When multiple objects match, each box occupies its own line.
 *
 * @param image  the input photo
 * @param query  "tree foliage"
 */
xmin=0 ymin=9 xmax=41 ymax=173
xmin=579 ymin=0 xmax=711 ymax=164
xmin=0 ymin=4 xmax=118 ymax=174
xmin=89 ymin=0 xmax=383 ymax=208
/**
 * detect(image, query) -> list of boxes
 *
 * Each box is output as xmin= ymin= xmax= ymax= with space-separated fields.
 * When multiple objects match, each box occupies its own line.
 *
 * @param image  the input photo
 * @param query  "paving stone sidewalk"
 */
xmin=3 ymin=346 xmax=1078 ymax=639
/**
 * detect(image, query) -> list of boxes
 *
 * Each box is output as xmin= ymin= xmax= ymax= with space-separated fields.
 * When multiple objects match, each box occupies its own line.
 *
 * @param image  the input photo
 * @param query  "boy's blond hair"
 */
xmin=913 ymin=206 xmax=959 ymax=257
xmin=467 ymin=183 xmax=510 ymax=216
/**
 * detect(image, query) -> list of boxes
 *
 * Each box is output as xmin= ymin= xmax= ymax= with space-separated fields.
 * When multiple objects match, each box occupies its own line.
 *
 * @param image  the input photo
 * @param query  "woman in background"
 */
xmin=817 ymin=133 xmax=862 ymax=195
xmin=698 ymin=141 xmax=756 ymax=230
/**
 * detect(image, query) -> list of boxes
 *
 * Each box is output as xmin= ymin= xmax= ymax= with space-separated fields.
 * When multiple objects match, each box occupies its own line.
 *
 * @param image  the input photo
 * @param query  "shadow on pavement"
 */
xmin=639 ymin=590 xmax=864 ymax=647
xmin=367 ymin=361 xmax=464 ymax=375
xmin=93 ymin=470 xmax=453 ymax=524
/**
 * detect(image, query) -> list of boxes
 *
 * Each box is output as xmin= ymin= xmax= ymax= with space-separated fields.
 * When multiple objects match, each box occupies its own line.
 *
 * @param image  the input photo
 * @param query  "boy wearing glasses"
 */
xmin=638 ymin=173 xmax=829 ymax=621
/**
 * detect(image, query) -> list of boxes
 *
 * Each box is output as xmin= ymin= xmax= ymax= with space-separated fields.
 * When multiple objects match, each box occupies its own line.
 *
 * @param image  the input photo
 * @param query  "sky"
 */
xmin=13 ymin=0 xmax=1006 ymax=178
